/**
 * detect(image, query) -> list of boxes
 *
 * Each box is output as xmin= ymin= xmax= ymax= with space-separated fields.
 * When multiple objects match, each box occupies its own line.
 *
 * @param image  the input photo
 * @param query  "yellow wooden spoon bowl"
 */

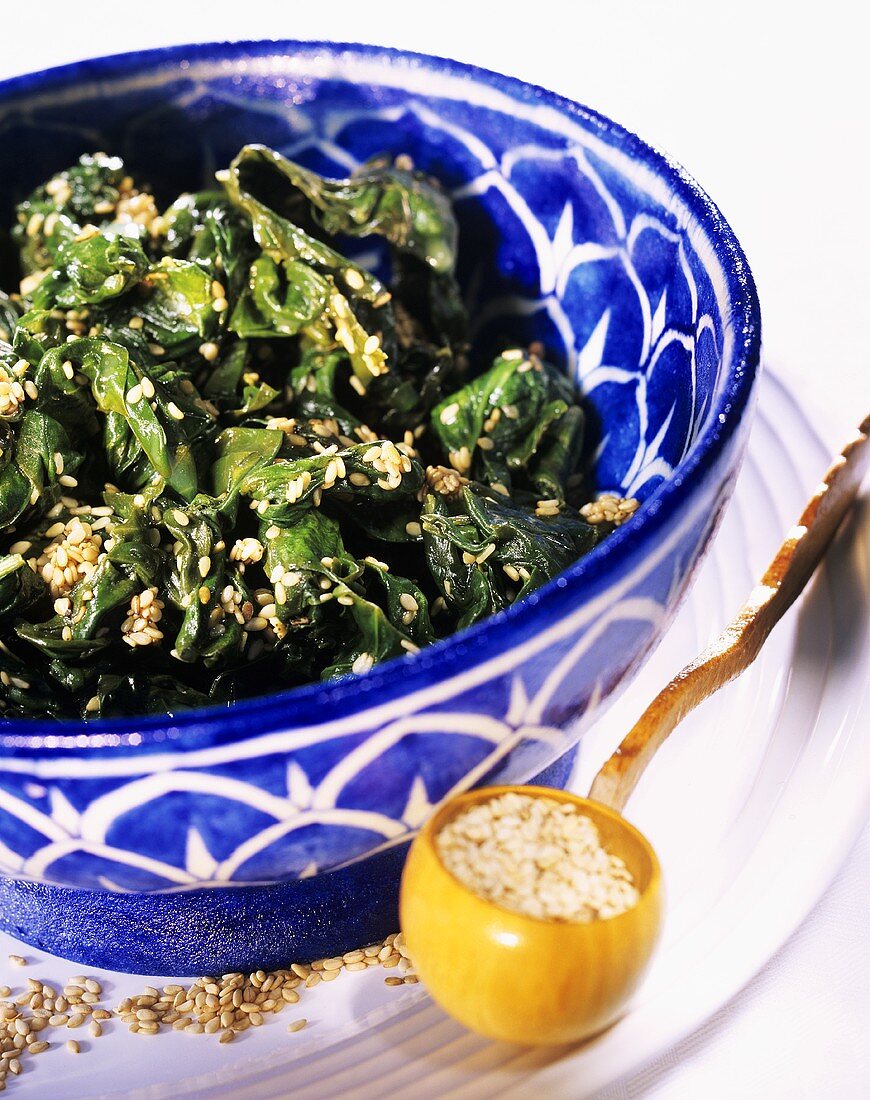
xmin=400 ymin=784 xmax=662 ymax=1046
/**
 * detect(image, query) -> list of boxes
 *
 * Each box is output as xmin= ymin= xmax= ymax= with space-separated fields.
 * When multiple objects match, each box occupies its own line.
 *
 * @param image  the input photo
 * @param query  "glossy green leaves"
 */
xmin=0 ymin=146 xmax=616 ymax=720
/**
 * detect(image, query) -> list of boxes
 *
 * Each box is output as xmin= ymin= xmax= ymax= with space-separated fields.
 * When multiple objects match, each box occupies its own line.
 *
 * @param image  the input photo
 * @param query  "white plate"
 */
xmin=2 ymin=369 xmax=867 ymax=1099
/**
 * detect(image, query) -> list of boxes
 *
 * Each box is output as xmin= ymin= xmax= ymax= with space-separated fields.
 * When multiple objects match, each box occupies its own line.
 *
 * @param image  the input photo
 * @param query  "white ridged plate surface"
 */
xmin=1 ymin=369 xmax=867 ymax=1098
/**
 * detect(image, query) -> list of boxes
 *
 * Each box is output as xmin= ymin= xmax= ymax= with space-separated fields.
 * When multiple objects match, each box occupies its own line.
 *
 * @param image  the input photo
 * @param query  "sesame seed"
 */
xmin=345 ymin=269 xmax=365 ymax=291
xmin=166 ymin=401 xmax=185 ymax=420
xmin=448 ymin=446 xmax=472 ymax=474
xmin=351 ymin=652 xmax=374 ymax=674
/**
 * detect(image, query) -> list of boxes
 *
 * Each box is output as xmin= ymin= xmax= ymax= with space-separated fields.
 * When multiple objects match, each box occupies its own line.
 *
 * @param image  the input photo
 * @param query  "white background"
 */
xmin=1 ymin=3 xmax=868 ymax=1095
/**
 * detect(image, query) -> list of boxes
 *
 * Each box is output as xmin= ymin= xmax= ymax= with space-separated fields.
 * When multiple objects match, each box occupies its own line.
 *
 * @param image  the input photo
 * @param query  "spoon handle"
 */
xmin=589 ymin=412 xmax=870 ymax=813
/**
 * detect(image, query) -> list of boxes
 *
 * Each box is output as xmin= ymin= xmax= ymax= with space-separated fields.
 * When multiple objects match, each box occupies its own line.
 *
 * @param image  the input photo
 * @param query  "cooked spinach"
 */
xmin=0 ymin=147 xmax=636 ymax=720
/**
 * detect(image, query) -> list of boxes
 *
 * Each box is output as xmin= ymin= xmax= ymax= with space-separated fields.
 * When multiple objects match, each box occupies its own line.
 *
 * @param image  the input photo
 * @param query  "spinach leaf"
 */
xmin=231 ymin=144 xmax=458 ymax=274
xmin=431 ymin=349 xmax=580 ymax=498
xmin=0 ymin=553 xmax=43 ymax=618
xmin=32 ymin=230 xmax=149 ymax=309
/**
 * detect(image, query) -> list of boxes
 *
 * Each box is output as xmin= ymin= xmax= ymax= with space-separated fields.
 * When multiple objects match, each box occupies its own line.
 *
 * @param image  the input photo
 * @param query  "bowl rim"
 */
xmin=0 ymin=38 xmax=761 ymax=751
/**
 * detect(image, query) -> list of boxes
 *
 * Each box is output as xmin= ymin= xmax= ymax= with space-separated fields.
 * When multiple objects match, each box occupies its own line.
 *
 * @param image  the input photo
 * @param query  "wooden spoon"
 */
xmin=401 ymin=413 xmax=870 ymax=1046
xmin=590 ymin=410 xmax=870 ymax=811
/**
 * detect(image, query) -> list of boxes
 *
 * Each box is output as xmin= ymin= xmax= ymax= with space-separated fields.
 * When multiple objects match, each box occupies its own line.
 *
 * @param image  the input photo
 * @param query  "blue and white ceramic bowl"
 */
xmin=0 ymin=41 xmax=760 ymax=973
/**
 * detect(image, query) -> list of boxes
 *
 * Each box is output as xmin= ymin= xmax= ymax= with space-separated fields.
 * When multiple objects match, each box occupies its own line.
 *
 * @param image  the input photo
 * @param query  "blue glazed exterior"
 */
xmin=0 ymin=41 xmax=760 ymax=966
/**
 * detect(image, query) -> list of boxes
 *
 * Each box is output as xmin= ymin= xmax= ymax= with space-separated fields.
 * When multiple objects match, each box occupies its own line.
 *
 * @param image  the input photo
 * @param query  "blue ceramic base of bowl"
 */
xmin=0 ymin=748 xmax=577 ymax=975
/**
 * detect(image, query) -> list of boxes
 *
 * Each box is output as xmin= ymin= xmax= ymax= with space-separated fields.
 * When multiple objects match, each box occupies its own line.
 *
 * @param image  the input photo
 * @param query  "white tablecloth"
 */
xmin=2 ymin=4 xmax=868 ymax=1095
xmin=596 ymin=825 xmax=870 ymax=1099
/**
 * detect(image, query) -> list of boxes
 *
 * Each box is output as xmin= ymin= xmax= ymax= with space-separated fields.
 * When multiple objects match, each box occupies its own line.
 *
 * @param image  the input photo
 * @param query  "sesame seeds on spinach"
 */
xmin=0 ymin=145 xmax=636 ymax=720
